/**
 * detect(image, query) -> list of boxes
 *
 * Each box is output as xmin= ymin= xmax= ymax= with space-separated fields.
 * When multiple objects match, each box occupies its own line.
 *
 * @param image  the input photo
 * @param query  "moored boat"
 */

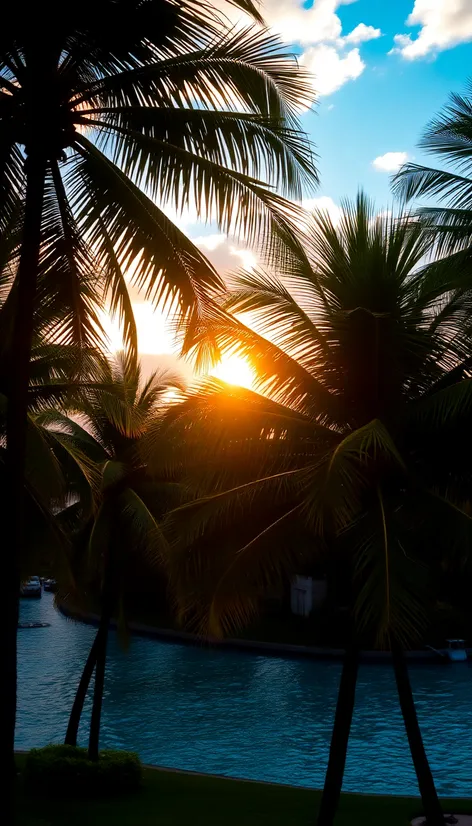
xmin=445 ymin=639 xmax=468 ymax=662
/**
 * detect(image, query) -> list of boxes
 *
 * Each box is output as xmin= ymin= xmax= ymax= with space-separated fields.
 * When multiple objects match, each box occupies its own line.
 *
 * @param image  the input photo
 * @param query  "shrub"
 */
xmin=24 ymin=745 xmax=142 ymax=797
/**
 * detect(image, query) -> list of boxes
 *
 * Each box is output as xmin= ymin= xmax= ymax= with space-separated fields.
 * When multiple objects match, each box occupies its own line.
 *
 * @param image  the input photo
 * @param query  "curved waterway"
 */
xmin=16 ymin=593 xmax=472 ymax=796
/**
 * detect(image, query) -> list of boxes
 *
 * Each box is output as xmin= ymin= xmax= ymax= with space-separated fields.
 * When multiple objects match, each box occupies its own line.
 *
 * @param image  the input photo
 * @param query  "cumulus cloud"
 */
xmin=268 ymin=0 xmax=365 ymax=46
xmin=301 ymin=44 xmax=365 ymax=96
xmin=372 ymin=151 xmax=409 ymax=172
xmin=302 ymin=196 xmax=342 ymax=226
xmin=214 ymin=1 xmax=377 ymax=97
xmin=191 ymin=233 xmax=227 ymax=252
xmin=343 ymin=23 xmax=382 ymax=45
xmin=391 ymin=0 xmax=472 ymax=59
xmin=193 ymin=233 xmax=257 ymax=274
xmin=218 ymin=0 xmax=346 ymax=45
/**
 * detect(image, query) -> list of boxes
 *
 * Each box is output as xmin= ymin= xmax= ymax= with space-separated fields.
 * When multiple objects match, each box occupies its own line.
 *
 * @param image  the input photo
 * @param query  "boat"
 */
xmin=18 ymin=621 xmax=51 ymax=629
xmin=20 ymin=576 xmax=42 ymax=598
xmin=425 ymin=640 xmax=469 ymax=662
xmin=445 ymin=639 xmax=468 ymax=662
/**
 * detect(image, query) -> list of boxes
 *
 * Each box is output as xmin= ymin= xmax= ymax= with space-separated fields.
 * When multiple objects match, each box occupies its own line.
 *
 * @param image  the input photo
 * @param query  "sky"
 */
xmin=113 ymin=0 xmax=472 ymax=379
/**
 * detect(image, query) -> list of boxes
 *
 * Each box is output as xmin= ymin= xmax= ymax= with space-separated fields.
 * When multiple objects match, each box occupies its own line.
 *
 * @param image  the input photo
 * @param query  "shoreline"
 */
xmin=16 ymin=751 xmax=471 ymax=803
xmin=57 ymin=600 xmax=462 ymax=663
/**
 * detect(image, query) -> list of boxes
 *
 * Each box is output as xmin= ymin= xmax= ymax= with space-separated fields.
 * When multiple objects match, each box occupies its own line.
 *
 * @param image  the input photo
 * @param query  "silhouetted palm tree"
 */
xmin=0 ymin=0 xmax=318 ymax=787
xmin=40 ymin=353 xmax=184 ymax=758
xmin=163 ymin=194 xmax=472 ymax=826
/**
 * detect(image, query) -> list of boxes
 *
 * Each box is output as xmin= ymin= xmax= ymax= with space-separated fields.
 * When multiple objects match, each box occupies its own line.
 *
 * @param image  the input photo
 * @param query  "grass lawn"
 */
xmin=16 ymin=763 xmax=472 ymax=826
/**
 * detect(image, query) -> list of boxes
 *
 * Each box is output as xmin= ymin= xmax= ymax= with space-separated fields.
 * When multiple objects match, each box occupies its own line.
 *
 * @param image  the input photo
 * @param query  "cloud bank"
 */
xmin=392 ymin=0 xmax=472 ymax=59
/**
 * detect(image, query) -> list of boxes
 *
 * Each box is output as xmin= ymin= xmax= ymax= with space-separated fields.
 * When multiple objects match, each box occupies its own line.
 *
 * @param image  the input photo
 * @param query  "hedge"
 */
xmin=24 ymin=745 xmax=143 ymax=797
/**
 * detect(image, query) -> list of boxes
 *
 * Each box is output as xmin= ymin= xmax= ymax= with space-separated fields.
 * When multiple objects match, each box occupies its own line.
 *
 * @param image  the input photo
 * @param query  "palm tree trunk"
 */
xmin=88 ymin=558 xmax=114 ymax=761
xmin=1 ymin=152 xmax=46 ymax=810
xmin=65 ymin=628 xmax=101 ymax=747
xmin=392 ymin=643 xmax=444 ymax=826
xmin=316 ymin=642 xmax=359 ymax=826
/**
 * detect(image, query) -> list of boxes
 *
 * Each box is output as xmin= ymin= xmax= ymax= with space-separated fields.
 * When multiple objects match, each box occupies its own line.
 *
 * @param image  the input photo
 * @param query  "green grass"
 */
xmin=16 ymin=763 xmax=471 ymax=826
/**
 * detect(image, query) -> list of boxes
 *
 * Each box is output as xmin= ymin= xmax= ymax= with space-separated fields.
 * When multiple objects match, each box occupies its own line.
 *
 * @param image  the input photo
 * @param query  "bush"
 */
xmin=24 ymin=745 xmax=143 ymax=797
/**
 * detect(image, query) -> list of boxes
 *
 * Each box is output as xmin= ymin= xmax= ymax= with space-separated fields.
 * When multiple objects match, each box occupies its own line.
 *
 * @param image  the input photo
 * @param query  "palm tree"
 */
xmin=0 ymin=0 xmax=318 ymax=783
xmin=161 ymin=194 xmax=472 ymax=826
xmin=39 ymin=352 xmax=184 ymax=758
xmin=392 ymin=81 xmax=472 ymax=263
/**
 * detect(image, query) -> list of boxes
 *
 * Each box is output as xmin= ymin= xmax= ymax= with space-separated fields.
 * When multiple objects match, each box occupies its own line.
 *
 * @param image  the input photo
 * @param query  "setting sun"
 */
xmin=211 ymin=355 xmax=255 ymax=389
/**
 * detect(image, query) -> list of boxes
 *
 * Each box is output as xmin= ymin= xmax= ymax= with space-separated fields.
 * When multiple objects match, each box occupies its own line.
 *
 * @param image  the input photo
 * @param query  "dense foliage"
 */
xmin=162 ymin=193 xmax=472 ymax=650
xmin=3 ymin=3 xmax=472 ymax=822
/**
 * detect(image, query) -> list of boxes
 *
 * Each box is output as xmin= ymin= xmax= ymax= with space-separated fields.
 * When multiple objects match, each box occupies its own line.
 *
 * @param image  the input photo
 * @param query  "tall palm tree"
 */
xmin=0 ymin=0 xmax=318 ymax=784
xmin=39 ymin=352 xmax=184 ymax=758
xmin=161 ymin=194 xmax=472 ymax=826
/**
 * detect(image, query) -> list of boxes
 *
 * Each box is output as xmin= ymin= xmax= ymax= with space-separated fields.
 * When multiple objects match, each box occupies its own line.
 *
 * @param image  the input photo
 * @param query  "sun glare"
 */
xmin=212 ymin=355 xmax=255 ymax=389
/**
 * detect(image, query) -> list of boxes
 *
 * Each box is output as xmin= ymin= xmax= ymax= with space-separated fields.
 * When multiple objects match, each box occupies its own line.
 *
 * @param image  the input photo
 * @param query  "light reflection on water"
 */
xmin=16 ymin=593 xmax=472 ymax=796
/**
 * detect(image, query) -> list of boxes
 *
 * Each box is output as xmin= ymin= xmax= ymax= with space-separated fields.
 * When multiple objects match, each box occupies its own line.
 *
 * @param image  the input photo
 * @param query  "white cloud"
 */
xmin=266 ymin=0 xmax=344 ymax=46
xmin=193 ymin=233 xmax=257 ymax=275
xmin=343 ymin=23 xmax=382 ymax=44
xmin=191 ymin=233 xmax=227 ymax=252
xmin=302 ymin=196 xmax=342 ymax=226
xmin=214 ymin=1 xmax=374 ymax=97
xmin=301 ymin=44 xmax=365 ymax=96
xmin=392 ymin=0 xmax=472 ymax=59
xmin=258 ymin=1 xmax=379 ymax=49
xmin=217 ymin=0 xmax=348 ymax=45
xmin=389 ymin=33 xmax=413 ymax=55
xmin=372 ymin=151 xmax=409 ymax=172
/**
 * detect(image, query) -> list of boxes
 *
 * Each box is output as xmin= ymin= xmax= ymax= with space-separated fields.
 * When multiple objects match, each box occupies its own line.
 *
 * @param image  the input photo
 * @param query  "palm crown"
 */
xmin=1 ymin=0 xmax=317 ymax=351
xmin=163 ymin=194 xmax=472 ymax=645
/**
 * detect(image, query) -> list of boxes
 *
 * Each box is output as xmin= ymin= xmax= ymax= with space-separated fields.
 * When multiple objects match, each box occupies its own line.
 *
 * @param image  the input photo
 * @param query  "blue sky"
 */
xmin=308 ymin=0 xmax=472 ymax=206
xmin=171 ymin=0 xmax=472 ymax=239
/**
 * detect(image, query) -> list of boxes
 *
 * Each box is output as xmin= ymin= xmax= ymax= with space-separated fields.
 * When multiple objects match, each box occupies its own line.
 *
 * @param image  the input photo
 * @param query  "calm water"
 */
xmin=17 ymin=593 xmax=472 ymax=796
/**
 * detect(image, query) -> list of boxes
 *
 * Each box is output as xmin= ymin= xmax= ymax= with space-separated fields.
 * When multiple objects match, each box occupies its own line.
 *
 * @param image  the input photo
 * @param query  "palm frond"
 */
xmin=413 ymin=378 xmax=472 ymax=428
xmin=418 ymin=87 xmax=472 ymax=172
xmin=24 ymin=415 xmax=67 ymax=506
xmin=68 ymin=137 xmax=223 ymax=314
xmin=182 ymin=303 xmax=340 ymax=420
xmin=79 ymin=26 xmax=315 ymax=125
xmin=29 ymin=164 xmax=106 ymax=349
xmin=224 ymin=267 xmax=330 ymax=373
xmin=89 ymin=107 xmax=317 ymax=200
xmin=352 ymin=493 xmax=429 ymax=648
xmin=392 ymin=163 xmax=472 ymax=208
xmin=119 ymin=486 xmax=169 ymax=564
xmin=300 ymin=419 xmax=405 ymax=536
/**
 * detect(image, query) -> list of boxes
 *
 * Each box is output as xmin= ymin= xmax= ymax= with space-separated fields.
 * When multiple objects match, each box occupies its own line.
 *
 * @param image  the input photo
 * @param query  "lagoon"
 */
xmin=17 ymin=593 xmax=472 ymax=796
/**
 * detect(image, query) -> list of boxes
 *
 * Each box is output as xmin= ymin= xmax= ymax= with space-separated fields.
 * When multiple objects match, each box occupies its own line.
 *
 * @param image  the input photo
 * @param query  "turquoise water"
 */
xmin=17 ymin=593 xmax=472 ymax=796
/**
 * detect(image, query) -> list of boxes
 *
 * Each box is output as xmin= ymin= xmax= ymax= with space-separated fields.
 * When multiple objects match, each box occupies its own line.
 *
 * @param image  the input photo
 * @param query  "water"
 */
xmin=17 ymin=593 xmax=472 ymax=796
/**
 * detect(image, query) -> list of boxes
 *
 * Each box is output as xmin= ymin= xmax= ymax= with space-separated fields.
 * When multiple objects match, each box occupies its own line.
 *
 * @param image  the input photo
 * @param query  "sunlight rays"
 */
xmin=211 ymin=354 xmax=255 ymax=389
